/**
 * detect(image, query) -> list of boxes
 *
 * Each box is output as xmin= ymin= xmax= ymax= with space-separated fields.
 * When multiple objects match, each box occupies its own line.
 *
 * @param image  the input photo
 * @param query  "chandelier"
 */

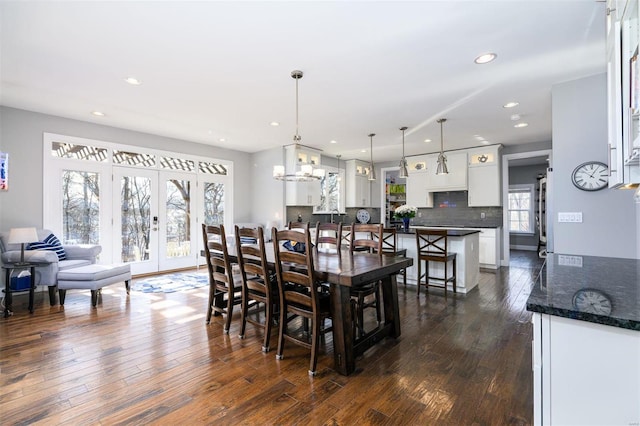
xmin=273 ymin=70 xmax=325 ymax=181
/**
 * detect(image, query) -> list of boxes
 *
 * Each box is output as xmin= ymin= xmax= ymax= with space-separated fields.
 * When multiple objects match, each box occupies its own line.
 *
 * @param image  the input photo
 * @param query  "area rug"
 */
xmin=132 ymin=272 xmax=209 ymax=293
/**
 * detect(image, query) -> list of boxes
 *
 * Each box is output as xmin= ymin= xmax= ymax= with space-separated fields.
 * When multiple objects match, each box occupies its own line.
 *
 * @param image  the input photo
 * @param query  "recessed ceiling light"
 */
xmin=208 ymin=130 xmax=213 ymax=134
xmin=514 ymin=122 xmax=529 ymax=128
xmin=474 ymin=53 xmax=497 ymax=64
xmin=91 ymin=111 xmax=105 ymax=117
xmin=424 ymin=138 xmax=432 ymax=143
xmin=510 ymin=114 xmax=521 ymax=121
xmin=124 ymin=77 xmax=141 ymax=85
xmin=474 ymin=135 xmax=485 ymax=141
xmin=330 ymin=140 xmax=337 ymax=144
xmin=503 ymin=102 xmax=519 ymax=108
xmin=219 ymin=138 xmax=226 ymax=142
xmin=270 ymin=121 xmax=280 ymax=127
xmin=361 ymin=149 xmax=367 ymax=153
xmin=481 ymin=140 xmax=490 ymax=145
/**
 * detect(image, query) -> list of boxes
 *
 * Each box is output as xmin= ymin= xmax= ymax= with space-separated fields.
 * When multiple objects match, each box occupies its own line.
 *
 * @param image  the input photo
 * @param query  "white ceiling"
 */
xmin=0 ymin=1 xmax=605 ymax=163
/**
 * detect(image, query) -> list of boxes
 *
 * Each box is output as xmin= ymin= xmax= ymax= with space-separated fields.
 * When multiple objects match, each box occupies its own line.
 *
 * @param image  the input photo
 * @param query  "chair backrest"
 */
xmin=272 ymin=227 xmax=319 ymax=312
xmin=202 ymin=224 xmax=234 ymax=289
xmin=340 ymin=225 xmax=352 ymax=249
xmin=350 ymin=223 xmax=383 ymax=255
xmin=288 ymin=221 xmax=309 ymax=231
xmin=234 ymin=225 xmax=271 ymax=297
xmin=315 ymin=222 xmax=342 ymax=251
xmin=380 ymin=227 xmax=398 ymax=254
xmin=416 ymin=228 xmax=449 ymax=257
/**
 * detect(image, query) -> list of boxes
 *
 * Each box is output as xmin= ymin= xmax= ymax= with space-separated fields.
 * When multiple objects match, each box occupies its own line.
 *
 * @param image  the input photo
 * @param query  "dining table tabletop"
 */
xmin=212 ymin=243 xmax=413 ymax=375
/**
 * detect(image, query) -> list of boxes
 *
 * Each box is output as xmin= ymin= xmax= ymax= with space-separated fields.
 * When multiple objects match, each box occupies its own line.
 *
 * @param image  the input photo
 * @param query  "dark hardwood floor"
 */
xmin=0 ymin=250 xmax=544 ymax=425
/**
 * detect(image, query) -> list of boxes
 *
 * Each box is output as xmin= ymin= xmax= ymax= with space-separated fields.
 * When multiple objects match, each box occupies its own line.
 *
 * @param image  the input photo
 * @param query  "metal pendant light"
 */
xmin=436 ymin=118 xmax=449 ymax=175
xmin=368 ymin=133 xmax=377 ymax=181
xmin=272 ymin=70 xmax=324 ymax=181
xmin=399 ymin=126 xmax=409 ymax=178
xmin=336 ymin=154 xmax=342 ymax=181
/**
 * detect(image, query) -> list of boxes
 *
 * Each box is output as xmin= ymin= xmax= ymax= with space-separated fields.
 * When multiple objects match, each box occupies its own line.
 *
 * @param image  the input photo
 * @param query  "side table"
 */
xmin=2 ymin=262 xmax=46 ymax=317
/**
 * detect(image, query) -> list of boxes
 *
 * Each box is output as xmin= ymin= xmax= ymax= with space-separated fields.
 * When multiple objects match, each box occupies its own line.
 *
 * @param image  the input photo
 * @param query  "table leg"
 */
xmin=4 ymin=268 xmax=11 ymax=318
xmin=381 ymin=274 xmax=401 ymax=338
xmin=330 ymin=283 xmax=354 ymax=375
xmin=28 ymin=266 xmax=35 ymax=314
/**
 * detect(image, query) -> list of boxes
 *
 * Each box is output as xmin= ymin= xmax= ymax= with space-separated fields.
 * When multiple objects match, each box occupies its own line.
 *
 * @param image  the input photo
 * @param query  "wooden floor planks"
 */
xmin=0 ymin=250 xmax=544 ymax=425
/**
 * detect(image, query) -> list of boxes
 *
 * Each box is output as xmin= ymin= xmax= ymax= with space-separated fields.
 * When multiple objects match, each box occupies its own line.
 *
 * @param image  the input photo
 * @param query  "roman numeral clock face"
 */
xmin=571 ymin=161 xmax=609 ymax=191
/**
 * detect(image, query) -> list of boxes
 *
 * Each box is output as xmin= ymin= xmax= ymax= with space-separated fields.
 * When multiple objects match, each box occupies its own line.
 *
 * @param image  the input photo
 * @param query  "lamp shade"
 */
xmin=8 ymin=227 xmax=38 ymax=245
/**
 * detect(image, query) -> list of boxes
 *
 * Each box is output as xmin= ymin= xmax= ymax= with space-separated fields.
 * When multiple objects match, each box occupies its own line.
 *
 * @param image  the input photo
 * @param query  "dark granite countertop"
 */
xmin=397 ymin=227 xmax=480 ymax=237
xmin=409 ymin=224 xmax=502 ymax=229
xmin=526 ymin=254 xmax=640 ymax=331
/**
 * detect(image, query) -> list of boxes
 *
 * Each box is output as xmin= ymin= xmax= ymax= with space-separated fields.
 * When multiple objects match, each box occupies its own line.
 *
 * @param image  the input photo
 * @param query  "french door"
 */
xmin=43 ymin=133 xmax=233 ymax=276
xmin=113 ymin=167 xmax=198 ymax=275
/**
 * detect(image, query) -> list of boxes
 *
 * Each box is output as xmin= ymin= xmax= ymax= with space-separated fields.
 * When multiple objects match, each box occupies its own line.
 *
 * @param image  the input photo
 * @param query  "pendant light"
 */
xmin=368 ymin=133 xmax=377 ymax=181
xmin=436 ymin=118 xmax=449 ymax=175
xmin=399 ymin=126 xmax=409 ymax=178
xmin=336 ymin=154 xmax=342 ymax=182
xmin=272 ymin=70 xmax=324 ymax=181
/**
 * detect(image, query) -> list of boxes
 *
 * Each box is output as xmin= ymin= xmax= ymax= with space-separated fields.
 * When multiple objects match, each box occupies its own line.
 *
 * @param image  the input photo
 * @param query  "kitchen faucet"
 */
xmin=330 ymin=208 xmax=340 ymax=224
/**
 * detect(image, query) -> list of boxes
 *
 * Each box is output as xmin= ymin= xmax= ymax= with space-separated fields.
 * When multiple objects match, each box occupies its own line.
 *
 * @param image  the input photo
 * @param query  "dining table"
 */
xmin=212 ymin=244 xmax=413 ymax=375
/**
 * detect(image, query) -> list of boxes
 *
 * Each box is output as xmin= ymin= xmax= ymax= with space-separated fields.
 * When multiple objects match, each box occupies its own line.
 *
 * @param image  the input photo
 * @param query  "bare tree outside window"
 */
xmin=203 ymin=182 xmax=225 ymax=225
xmin=62 ymin=170 xmax=100 ymax=244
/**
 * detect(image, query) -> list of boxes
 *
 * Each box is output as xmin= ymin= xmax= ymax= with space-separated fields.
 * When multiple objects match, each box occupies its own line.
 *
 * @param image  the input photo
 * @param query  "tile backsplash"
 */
xmin=286 ymin=207 xmax=381 ymax=226
xmin=411 ymin=191 xmax=503 ymax=227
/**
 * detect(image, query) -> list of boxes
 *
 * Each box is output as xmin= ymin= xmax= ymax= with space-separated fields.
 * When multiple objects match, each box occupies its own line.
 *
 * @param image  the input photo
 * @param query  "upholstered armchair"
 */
xmin=0 ymin=229 xmax=102 ymax=305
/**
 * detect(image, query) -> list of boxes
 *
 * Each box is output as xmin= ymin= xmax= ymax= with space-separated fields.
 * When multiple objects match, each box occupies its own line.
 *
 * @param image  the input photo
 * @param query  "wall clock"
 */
xmin=572 ymin=288 xmax=612 ymax=315
xmin=356 ymin=209 xmax=370 ymax=224
xmin=571 ymin=161 xmax=608 ymax=191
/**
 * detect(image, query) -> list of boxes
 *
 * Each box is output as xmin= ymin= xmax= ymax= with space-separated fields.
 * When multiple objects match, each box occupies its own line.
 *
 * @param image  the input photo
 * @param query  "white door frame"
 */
xmin=501 ymin=149 xmax=553 ymax=266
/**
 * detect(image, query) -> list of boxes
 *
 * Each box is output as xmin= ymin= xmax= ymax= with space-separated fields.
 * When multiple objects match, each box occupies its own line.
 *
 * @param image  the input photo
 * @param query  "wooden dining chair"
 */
xmin=288 ymin=221 xmax=309 ymax=231
xmin=202 ymin=224 xmax=243 ymax=333
xmin=315 ymin=222 xmax=342 ymax=252
xmin=340 ymin=224 xmax=352 ymax=249
xmin=415 ymin=228 xmax=457 ymax=295
xmin=234 ymin=225 xmax=278 ymax=352
xmin=349 ymin=223 xmax=384 ymax=338
xmin=381 ymin=227 xmax=407 ymax=286
xmin=272 ymin=226 xmax=332 ymax=376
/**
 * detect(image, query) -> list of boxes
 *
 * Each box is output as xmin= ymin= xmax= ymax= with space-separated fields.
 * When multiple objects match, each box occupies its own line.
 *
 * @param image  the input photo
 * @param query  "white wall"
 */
xmin=250 ymin=146 xmax=286 ymax=229
xmin=0 ymin=106 xmax=253 ymax=230
xmin=552 ymin=74 xmax=638 ymax=259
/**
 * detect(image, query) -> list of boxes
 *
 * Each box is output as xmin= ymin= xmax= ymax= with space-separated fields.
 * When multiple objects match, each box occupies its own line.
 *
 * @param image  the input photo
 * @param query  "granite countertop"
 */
xmin=400 ymin=226 xmax=481 ymax=237
xmin=526 ymin=254 xmax=640 ymax=331
xmin=409 ymin=224 xmax=502 ymax=229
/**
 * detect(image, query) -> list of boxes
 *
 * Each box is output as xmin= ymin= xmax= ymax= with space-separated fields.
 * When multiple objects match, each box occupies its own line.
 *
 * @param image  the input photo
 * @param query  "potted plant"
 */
xmin=394 ymin=205 xmax=417 ymax=232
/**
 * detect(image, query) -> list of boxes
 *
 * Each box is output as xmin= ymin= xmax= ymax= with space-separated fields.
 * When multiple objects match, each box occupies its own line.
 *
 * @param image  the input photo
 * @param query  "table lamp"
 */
xmin=8 ymin=227 xmax=38 ymax=265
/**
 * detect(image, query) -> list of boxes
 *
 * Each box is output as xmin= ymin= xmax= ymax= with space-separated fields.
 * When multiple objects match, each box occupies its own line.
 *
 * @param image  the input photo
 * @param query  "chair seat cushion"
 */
xmin=58 ymin=259 xmax=92 ymax=271
xmin=57 ymin=263 xmax=131 ymax=282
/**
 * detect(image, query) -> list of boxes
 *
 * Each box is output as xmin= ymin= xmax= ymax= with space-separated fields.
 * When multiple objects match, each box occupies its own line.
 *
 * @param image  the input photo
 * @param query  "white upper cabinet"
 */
xmin=285 ymin=145 xmax=322 ymax=206
xmin=405 ymin=155 xmax=434 ymax=208
xmin=345 ymin=159 xmax=371 ymax=207
xmin=608 ymin=0 xmax=640 ymax=187
xmin=424 ymin=151 xmax=468 ymax=192
xmin=467 ymin=145 xmax=502 ymax=207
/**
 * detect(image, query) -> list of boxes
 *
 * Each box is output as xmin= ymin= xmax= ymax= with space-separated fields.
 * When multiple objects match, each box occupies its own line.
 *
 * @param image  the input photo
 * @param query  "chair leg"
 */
xmin=91 ymin=290 xmax=98 ymax=307
xmin=276 ymin=304 xmax=286 ymax=360
xmin=374 ymin=284 xmax=382 ymax=324
xmin=309 ymin=317 xmax=321 ymax=376
xmin=58 ymin=289 xmax=67 ymax=305
xmin=452 ymin=258 xmax=457 ymax=293
xmin=48 ymin=286 xmax=57 ymax=306
xmin=239 ymin=294 xmax=248 ymax=339
xmin=357 ymin=294 xmax=365 ymax=338
xmin=206 ymin=284 xmax=215 ymax=324
xmin=443 ymin=259 xmax=448 ymax=295
xmin=125 ymin=280 xmax=130 ymax=295
xmin=224 ymin=291 xmax=233 ymax=334
xmin=263 ymin=300 xmax=272 ymax=352
xmin=417 ymin=259 xmax=421 ymax=296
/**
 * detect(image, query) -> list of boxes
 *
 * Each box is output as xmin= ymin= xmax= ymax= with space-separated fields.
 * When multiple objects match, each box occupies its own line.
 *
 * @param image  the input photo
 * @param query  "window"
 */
xmin=314 ymin=167 xmax=345 ymax=213
xmin=508 ymin=185 xmax=534 ymax=233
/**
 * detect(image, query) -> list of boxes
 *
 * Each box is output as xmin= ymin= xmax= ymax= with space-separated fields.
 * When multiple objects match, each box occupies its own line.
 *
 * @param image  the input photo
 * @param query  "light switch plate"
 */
xmin=558 ymin=212 xmax=583 ymax=223
xmin=558 ymin=255 xmax=583 ymax=267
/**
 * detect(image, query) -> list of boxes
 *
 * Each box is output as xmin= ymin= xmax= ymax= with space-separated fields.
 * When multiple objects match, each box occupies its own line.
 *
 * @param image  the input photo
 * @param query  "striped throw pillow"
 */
xmin=27 ymin=233 xmax=67 ymax=260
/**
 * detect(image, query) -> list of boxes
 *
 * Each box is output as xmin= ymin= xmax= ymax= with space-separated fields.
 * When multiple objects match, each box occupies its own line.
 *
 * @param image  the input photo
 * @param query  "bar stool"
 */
xmin=415 ymin=228 xmax=456 ymax=295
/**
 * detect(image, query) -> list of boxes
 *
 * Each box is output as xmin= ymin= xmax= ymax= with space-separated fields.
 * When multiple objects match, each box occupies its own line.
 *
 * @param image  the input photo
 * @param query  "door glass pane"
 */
xmin=166 ymin=179 xmax=191 ymax=258
xmin=62 ymin=170 xmax=100 ymax=244
xmin=120 ymin=175 xmax=151 ymax=262
xmin=203 ymin=182 xmax=224 ymax=225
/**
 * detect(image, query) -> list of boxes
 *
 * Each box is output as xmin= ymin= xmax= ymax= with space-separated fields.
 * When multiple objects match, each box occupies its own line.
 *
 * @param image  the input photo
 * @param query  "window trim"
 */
xmin=508 ymin=184 xmax=535 ymax=235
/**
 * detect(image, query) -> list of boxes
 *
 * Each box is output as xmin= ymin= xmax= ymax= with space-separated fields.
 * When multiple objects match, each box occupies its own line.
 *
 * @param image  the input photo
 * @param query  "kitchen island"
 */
xmin=398 ymin=227 xmax=480 ymax=293
xmin=526 ymin=254 xmax=640 ymax=425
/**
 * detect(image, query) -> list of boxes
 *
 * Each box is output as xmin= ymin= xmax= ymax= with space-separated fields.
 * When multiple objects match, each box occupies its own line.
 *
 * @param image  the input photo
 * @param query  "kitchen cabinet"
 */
xmin=424 ymin=151 xmax=468 ymax=192
xmin=477 ymin=227 xmax=501 ymax=269
xmin=405 ymin=155 xmax=434 ymax=208
xmin=607 ymin=0 xmax=640 ymax=187
xmin=285 ymin=144 xmax=322 ymax=206
xmin=345 ymin=159 xmax=371 ymax=207
xmin=467 ymin=145 xmax=502 ymax=206
xmin=532 ymin=313 xmax=640 ymax=425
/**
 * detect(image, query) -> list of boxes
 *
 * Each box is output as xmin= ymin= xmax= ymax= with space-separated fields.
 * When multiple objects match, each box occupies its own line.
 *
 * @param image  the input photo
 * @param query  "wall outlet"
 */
xmin=418 ymin=212 xmax=422 ymax=218
xmin=558 ymin=212 xmax=583 ymax=223
xmin=558 ymin=255 xmax=583 ymax=267
xmin=480 ymin=212 xmax=486 ymax=219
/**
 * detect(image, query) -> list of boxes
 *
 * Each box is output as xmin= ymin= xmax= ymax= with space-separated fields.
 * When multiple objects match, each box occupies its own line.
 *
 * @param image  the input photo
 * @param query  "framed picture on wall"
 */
xmin=0 ymin=152 xmax=8 ymax=191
